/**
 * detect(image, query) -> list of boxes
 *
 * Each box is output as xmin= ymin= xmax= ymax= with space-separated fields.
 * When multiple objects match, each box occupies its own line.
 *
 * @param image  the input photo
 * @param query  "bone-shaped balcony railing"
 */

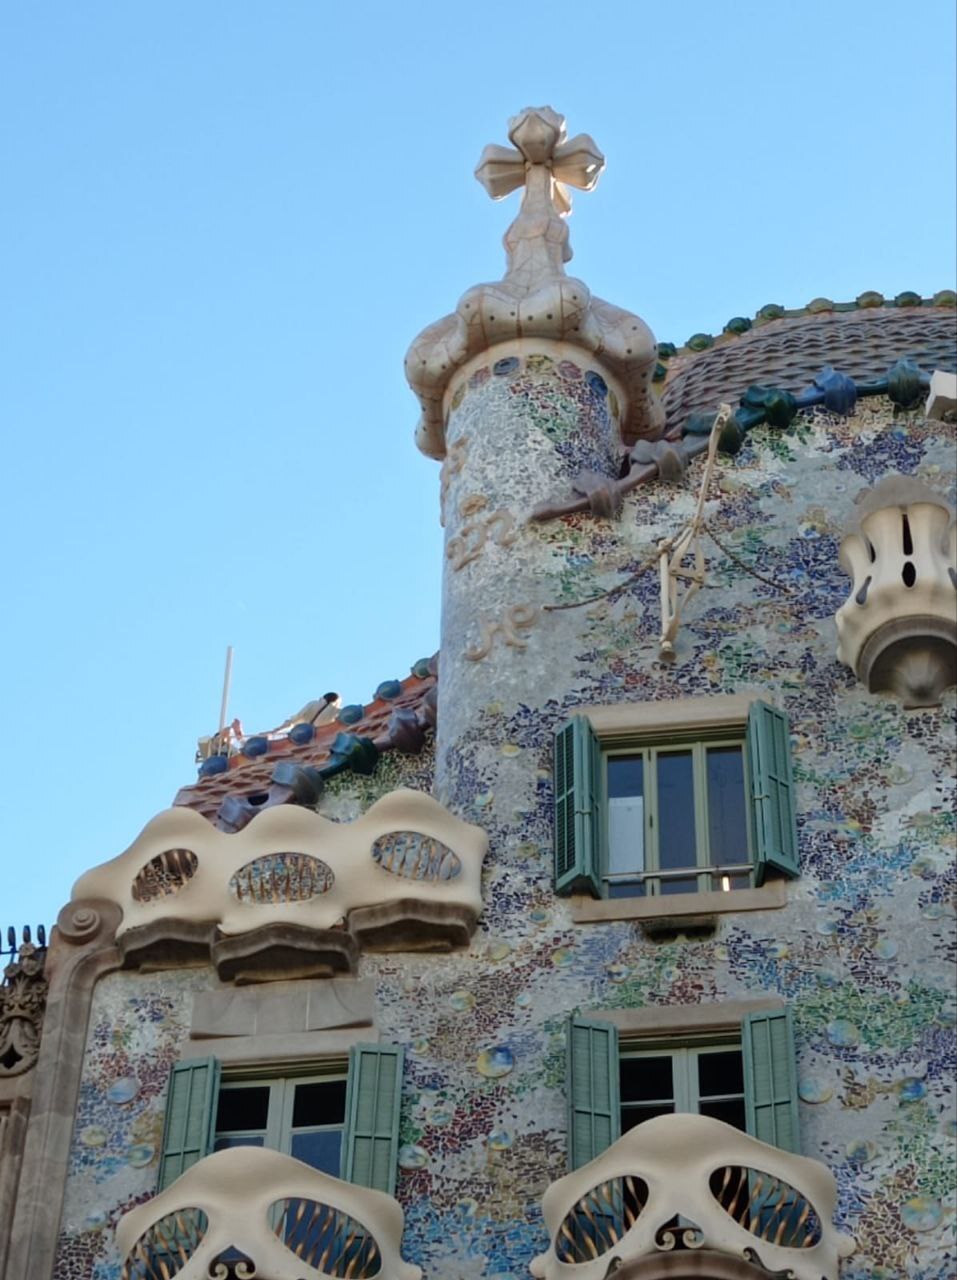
xmin=530 ymin=1114 xmax=854 ymax=1280
xmin=836 ymin=474 xmax=956 ymax=708
xmin=117 ymin=1145 xmax=422 ymax=1280
xmin=71 ymin=789 xmax=487 ymax=955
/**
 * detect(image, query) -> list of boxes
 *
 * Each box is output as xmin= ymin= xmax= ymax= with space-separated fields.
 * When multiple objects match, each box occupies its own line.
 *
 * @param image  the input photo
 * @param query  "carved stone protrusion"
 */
xmin=406 ymin=107 xmax=664 ymax=459
xmin=836 ymin=475 xmax=957 ymax=708
xmin=0 ymin=944 xmax=48 ymax=1077
xmin=530 ymin=1113 xmax=854 ymax=1280
xmin=117 ymin=1145 xmax=422 ymax=1280
xmin=70 ymin=790 xmax=487 ymax=958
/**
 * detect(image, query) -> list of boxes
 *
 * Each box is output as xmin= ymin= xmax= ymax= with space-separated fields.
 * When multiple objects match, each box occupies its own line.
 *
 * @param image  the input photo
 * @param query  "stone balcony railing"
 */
xmin=530 ymin=1114 xmax=854 ymax=1280
xmin=71 ymin=789 xmax=487 ymax=980
xmin=117 ymin=1145 xmax=422 ymax=1280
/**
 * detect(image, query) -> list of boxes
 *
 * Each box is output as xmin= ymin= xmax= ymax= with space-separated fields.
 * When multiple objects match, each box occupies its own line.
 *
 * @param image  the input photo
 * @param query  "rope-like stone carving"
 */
xmin=464 ymin=603 xmax=540 ymax=661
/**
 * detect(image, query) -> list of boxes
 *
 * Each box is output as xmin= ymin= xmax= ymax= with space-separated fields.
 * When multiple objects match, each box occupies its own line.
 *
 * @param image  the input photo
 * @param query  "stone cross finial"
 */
xmin=474 ymin=107 xmax=605 ymax=290
xmin=405 ymin=107 xmax=663 ymax=459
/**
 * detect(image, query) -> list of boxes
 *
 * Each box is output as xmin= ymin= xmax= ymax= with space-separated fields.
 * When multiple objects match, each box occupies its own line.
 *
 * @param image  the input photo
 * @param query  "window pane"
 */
xmin=216 ymin=1086 xmax=270 ymax=1133
xmin=697 ymin=1050 xmax=744 ymax=1098
xmin=608 ymin=754 xmax=643 ymax=798
xmin=706 ymin=746 xmax=748 ymax=866
xmin=291 ymin=1129 xmax=343 ymax=1175
xmin=656 ymin=751 xmax=697 ymax=874
xmin=621 ymin=1103 xmax=674 ymax=1131
xmin=292 ymin=1080 xmax=348 ymax=1128
xmin=213 ymin=1134 xmax=266 ymax=1150
xmin=608 ymin=795 xmax=644 ymax=879
xmin=620 ymin=1055 xmax=673 ymax=1103
xmin=699 ymin=1097 xmax=747 ymax=1130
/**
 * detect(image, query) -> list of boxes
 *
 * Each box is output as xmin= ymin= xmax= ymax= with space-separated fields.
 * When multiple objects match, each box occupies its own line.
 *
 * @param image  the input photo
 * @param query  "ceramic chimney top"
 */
xmin=405 ymin=106 xmax=664 ymax=459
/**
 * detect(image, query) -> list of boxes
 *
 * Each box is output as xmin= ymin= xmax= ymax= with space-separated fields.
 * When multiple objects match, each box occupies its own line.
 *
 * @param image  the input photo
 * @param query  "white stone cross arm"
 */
xmin=474 ymin=105 xmax=605 ymax=215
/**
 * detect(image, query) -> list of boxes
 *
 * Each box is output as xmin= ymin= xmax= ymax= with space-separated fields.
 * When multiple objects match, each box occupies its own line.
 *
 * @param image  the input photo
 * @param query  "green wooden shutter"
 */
xmin=158 ymin=1057 xmax=221 ymax=1190
xmin=567 ymin=1017 xmax=620 ymax=1170
xmin=747 ymin=701 xmax=800 ymax=883
xmin=341 ymin=1043 xmax=403 ymax=1195
xmin=742 ymin=1008 xmax=800 ymax=1154
xmin=554 ymin=716 xmax=602 ymax=897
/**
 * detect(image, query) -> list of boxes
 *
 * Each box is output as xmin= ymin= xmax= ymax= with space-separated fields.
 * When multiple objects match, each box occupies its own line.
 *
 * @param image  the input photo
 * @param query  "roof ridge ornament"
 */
xmin=406 ymin=106 xmax=664 ymax=459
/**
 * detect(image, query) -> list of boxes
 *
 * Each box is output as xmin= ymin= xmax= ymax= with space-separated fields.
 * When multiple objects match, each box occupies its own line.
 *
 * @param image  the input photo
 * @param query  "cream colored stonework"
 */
xmin=70 ymin=789 xmax=487 ymax=938
xmin=406 ymin=106 xmax=664 ymax=459
xmin=530 ymin=1114 xmax=854 ymax=1280
xmin=836 ymin=474 xmax=956 ymax=706
xmin=116 ymin=1145 xmax=421 ymax=1280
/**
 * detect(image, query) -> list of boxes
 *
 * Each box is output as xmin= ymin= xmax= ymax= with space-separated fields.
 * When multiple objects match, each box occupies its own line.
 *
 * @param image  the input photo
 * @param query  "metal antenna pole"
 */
xmin=218 ymin=645 xmax=234 ymax=736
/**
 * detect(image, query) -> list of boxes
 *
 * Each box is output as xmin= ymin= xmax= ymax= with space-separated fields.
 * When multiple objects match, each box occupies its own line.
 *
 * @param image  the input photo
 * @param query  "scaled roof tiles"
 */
xmin=175 ymin=659 xmax=437 ymax=822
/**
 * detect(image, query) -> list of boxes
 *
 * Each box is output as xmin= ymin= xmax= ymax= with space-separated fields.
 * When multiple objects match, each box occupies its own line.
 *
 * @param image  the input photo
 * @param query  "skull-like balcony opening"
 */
xmin=116 ymin=1146 xmax=422 ymax=1280
xmin=531 ymin=1113 xmax=854 ymax=1280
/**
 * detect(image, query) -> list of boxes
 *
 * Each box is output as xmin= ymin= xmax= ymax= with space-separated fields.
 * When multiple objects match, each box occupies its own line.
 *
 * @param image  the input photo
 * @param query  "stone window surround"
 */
xmin=569 ymin=693 xmax=789 ymax=925
xmin=593 ymin=995 xmax=785 ymax=1041
xmin=181 ymin=976 xmax=377 ymax=1066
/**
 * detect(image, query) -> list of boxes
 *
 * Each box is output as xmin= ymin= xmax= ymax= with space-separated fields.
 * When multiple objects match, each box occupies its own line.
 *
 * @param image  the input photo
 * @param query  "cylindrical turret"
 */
xmin=405 ymin=107 xmax=663 ymax=810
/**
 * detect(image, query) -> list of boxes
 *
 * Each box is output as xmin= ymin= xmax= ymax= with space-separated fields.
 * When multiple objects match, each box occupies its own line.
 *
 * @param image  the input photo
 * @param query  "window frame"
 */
xmin=602 ymin=732 xmax=755 ymax=898
xmin=566 ymin=1005 xmax=800 ymax=1172
xmin=213 ymin=1064 xmax=348 ymax=1175
xmin=619 ymin=1035 xmax=746 ymax=1132
xmin=554 ymin=698 xmax=800 ymax=916
xmin=158 ymin=1042 xmax=404 ymax=1197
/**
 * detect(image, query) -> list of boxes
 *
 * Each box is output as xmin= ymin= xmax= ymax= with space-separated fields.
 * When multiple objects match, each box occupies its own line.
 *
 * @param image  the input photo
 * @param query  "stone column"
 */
xmin=405 ymin=107 xmax=663 ymax=813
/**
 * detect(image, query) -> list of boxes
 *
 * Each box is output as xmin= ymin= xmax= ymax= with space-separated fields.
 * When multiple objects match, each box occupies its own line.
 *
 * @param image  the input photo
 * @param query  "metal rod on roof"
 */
xmin=218 ymin=645 xmax=234 ymax=735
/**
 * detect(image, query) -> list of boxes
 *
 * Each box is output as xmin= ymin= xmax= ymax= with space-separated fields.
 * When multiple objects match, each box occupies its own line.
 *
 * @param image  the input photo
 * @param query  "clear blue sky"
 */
xmin=2 ymin=0 xmax=955 ymax=937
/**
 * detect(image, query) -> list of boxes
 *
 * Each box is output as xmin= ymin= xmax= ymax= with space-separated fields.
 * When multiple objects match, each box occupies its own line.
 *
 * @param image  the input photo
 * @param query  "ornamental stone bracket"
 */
xmin=117 ymin=1145 xmax=422 ymax=1280
xmin=530 ymin=1114 xmax=855 ymax=1280
xmin=0 ymin=941 xmax=47 ymax=1079
xmin=836 ymin=474 xmax=957 ymax=708
xmin=70 ymin=790 xmax=487 ymax=980
xmin=405 ymin=106 xmax=664 ymax=459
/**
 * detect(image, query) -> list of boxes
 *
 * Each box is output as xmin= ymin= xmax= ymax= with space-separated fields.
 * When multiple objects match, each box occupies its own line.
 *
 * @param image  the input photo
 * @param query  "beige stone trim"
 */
xmin=570 ymin=877 xmax=787 ymax=925
xmin=181 ymin=1027 xmax=370 ymax=1067
xmin=0 ymin=1092 xmax=31 ymax=1278
xmin=595 ymin=995 xmax=784 ymax=1039
xmin=580 ymin=692 xmax=759 ymax=742
xmin=6 ymin=900 xmax=123 ymax=1280
xmin=190 ymin=977 xmax=374 ymax=1039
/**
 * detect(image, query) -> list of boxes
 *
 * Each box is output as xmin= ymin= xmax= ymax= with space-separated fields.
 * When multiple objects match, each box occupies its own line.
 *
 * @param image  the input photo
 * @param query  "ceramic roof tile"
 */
xmin=174 ymin=661 xmax=437 ymax=822
xmin=660 ymin=303 xmax=957 ymax=430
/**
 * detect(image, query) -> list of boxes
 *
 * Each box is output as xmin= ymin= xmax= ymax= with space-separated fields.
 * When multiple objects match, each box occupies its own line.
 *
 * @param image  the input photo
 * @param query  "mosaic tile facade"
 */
xmin=55 ymin=394 xmax=954 ymax=1279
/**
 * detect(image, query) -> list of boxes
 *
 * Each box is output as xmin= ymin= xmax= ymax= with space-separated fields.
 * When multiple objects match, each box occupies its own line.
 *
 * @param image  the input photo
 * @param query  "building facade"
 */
xmin=1 ymin=107 xmax=955 ymax=1280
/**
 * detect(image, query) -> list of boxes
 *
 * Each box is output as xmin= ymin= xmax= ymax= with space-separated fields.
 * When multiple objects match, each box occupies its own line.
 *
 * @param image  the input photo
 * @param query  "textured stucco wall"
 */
xmin=56 ymin=389 xmax=955 ymax=1280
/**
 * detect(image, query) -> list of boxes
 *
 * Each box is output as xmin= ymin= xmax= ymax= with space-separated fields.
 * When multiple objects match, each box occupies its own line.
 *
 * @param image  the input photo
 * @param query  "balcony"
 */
xmin=836 ymin=474 xmax=956 ymax=708
xmin=530 ymin=1114 xmax=854 ymax=1280
xmin=117 ymin=1145 xmax=421 ymax=1279
xmin=71 ymin=789 xmax=487 ymax=980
